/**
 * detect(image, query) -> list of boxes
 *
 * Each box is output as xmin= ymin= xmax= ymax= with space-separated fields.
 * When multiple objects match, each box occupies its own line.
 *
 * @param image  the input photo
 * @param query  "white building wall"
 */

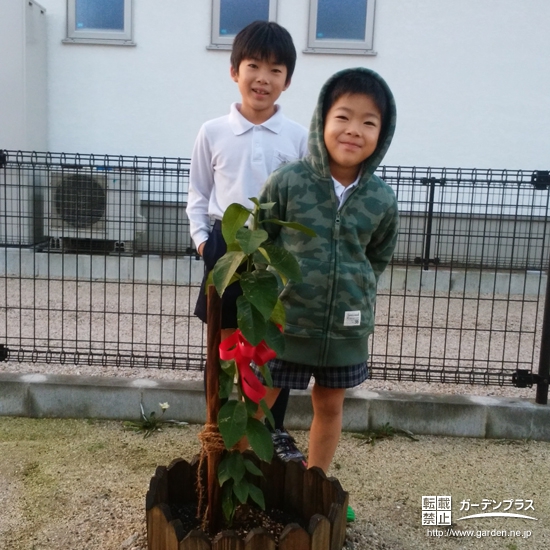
xmin=32 ymin=0 xmax=550 ymax=169
xmin=0 ymin=0 xmax=48 ymax=151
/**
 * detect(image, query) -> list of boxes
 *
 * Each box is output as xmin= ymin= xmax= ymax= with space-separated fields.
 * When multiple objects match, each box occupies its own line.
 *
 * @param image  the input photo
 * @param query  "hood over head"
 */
xmin=307 ymin=67 xmax=397 ymax=183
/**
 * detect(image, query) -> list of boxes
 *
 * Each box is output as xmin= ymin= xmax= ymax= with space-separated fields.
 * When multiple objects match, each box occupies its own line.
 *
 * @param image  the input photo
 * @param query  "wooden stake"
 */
xmin=205 ymin=285 xmax=223 ymax=534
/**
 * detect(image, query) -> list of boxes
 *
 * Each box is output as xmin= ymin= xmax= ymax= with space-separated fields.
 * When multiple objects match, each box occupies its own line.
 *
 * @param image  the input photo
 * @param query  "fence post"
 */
xmin=416 ymin=177 xmax=441 ymax=270
xmin=536 ymin=267 xmax=550 ymax=404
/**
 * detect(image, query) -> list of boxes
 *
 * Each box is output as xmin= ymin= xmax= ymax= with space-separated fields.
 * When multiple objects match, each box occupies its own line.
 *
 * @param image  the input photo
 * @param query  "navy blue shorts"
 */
xmin=251 ymin=358 xmax=369 ymax=390
xmin=194 ymin=220 xmax=243 ymax=328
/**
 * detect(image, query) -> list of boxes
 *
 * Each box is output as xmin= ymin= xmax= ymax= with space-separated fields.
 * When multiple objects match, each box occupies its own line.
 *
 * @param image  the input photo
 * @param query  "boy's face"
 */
xmin=323 ymin=93 xmax=382 ymax=185
xmin=230 ymin=57 xmax=290 ymax=124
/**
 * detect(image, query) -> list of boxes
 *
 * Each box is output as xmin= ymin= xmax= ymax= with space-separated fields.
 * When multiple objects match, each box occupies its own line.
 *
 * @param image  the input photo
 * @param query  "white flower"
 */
xmin=159 ymin=402 xmax=170 ymax=411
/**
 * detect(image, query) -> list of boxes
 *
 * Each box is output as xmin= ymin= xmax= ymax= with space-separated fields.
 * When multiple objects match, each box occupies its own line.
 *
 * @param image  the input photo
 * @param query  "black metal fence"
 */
xmin=1 ymin=151 xmax=549 ymax=402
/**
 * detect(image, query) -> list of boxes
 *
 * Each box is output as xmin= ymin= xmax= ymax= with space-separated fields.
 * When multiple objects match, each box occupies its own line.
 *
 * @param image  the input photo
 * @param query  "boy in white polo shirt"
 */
xmin=186 ymin=20 xmax=308 ymax=463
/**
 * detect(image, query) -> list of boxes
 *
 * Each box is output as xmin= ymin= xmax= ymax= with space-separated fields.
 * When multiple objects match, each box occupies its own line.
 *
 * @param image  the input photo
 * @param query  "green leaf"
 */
xmin=218 ymin=454 xmax=232 ymax=485
xmin=248 ymin=197 xmax=275 ymax=211
xmin=235 ymin=227 xmax=268 ymax=255
xmin=220 ymin=359 xmax=236 ymax=376
xmin=218 ymin=369 xmax=235 ymax=400
xmin=256 ymin=246 xmax=272 ymax=265
xmin=248 ymin=483 xmax=266 ymax=510
xmin=243 ymin=459 xmax=263 ymax=477
xmin=262 ymin=244 xmax=302 ymax=282
xmin=269 ymin=299 xmax=286 ymax=327
xmin=221 ymin=451 xmax=246 ymax=484
xmin=236 ymin=296 xmax=267 ymax=346
xmin=218 ymin=400 xmax=248 ymax=449
xmin=205 ymin=269 xmax=241 ymax=295
xmin=259 ymin=364 xmax=274 ymax=389
xmin=212 ymin=251 xmax=246 ymax=296
xmin=261 ymin=218 xmax=316 ymax=237
xmin=252 ymin=249 xmax=268 ymax=267
xmin=233 ymin=479 xmax=250 ymax=504
xmin=222 ymin=480 xmax=236 ymax=523
xmin=226 ymin=241 xmax=243 ymax=252
xmin=259 ymin=398 xmax=275 ymax=430
xmin=246 ymin=417 xmax=274 ymax=462
xmin=240 ymin=271 xmax=279 ymax=320
xmin=139 ymin=403 xmax=148 ymax=422
xmin=263 ymin=321 xmax=285 ymax=357
xmin=222 ymin=203 xmax=252 ymax=244
xmin=204 ymin=269 xmax=214 ymax=292
xmin=243 ymin=395 xmax=258 ymax=417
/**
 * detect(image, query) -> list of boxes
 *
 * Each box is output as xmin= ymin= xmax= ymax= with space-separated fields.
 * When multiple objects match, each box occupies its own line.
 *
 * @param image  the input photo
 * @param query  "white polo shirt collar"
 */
xmin=228 ymin=102 xmax=284 ymax=136
xmin=333 ymin=175 xmax=360 ymax=209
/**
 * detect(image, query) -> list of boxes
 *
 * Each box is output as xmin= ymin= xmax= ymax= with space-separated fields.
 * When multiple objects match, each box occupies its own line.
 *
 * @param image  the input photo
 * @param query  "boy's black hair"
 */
xmin=230 ymin=21 xmax=296 ymax=84
xmin=322 ymin=71 xmax=388 ymax=125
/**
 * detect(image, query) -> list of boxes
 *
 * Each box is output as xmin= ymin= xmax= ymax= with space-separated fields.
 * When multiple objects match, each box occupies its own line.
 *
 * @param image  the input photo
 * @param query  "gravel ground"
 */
xmin=0 ymin=418 xmax=548 ymax=550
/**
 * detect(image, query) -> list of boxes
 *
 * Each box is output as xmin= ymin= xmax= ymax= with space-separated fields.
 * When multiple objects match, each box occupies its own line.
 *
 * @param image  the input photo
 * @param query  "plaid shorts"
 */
xmin=251 ymin=358 xmax=369 ymax=390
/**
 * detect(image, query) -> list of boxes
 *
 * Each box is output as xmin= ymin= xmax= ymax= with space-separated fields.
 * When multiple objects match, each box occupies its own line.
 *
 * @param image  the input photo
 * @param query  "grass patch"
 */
xmin=351 ymin=423 xmax=418 ymax=446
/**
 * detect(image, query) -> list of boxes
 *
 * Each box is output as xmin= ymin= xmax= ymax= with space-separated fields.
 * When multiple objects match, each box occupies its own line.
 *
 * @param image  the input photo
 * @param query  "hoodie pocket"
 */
xmin=279 ymin=258 xmax=328 ymax=335
xmin=332 ymin=261 xmax=375 ymax=335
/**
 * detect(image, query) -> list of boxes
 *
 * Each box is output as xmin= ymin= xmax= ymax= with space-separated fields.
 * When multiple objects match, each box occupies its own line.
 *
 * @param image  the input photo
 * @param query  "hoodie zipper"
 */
xmin=321 ymin=206 xmax=341 ymax=363
xmin=321 ymin=183 xmax=362 ymax=363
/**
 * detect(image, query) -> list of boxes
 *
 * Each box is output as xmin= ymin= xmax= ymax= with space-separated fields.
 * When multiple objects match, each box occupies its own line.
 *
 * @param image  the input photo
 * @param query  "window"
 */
xmin=64 ymin=0 xmax=134 ymax=45
xmin=306 ymin=0 xmax=376 ymax=55
xmin=209 ymin=0 xmax=278 ymax=50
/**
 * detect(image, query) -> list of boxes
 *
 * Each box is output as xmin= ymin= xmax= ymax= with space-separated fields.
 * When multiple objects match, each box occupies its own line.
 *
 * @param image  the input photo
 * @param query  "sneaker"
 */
xmin=270 ymin=428 xmax=306 ymax=463
xmin=347 ymin=505 xmax=356 ymax=523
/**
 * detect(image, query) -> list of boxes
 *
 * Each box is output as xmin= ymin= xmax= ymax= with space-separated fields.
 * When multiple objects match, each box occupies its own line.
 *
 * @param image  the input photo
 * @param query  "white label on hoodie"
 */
xmin=344 ymin=311 xmax=361 ymax=326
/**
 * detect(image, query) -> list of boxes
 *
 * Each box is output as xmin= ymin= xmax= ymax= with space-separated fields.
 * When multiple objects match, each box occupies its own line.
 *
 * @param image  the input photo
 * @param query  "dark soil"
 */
xmin=170 ymin=502 xmax=306 ymax=544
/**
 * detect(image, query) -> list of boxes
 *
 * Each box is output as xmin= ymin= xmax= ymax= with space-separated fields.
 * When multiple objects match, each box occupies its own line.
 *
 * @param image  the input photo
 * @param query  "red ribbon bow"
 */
xmin=219 ymin=330 xmax=277 ymax=403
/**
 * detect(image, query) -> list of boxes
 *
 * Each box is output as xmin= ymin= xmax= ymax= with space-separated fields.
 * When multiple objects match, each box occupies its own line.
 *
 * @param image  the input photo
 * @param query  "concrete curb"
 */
xmin=1 ymin=372 xmax=549 ymax=441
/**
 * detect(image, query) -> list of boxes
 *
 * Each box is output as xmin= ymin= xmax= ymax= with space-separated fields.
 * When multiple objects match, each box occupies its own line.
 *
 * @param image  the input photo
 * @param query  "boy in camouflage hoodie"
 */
xmin=256 ymin=68 xmax=399 ymax=474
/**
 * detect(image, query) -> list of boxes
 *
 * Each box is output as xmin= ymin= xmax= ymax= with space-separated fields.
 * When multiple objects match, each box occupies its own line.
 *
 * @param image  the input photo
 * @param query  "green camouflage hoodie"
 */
xmin=259 ymin=67 xmax=399 ymax=367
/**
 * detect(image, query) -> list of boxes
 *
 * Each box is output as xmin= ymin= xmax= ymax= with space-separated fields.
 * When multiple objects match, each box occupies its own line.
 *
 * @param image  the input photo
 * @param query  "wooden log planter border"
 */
xmin=146 ymin=452 xmax=349 ymax=550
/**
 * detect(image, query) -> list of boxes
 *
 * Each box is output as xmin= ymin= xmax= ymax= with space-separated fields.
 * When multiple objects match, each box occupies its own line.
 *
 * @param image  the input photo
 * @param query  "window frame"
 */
xmin=305 ymin=0 xmax=376 ymax=55
xmin=208 ymin=0 xmax=278 ymax=50
xmin=63 ymin=0 xmax=135 ymax=46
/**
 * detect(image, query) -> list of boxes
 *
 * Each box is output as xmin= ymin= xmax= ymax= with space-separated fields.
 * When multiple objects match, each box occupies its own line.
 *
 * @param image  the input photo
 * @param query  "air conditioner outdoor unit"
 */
xmin=0 ymin=169 xmax=43 ymax=246
xmin=45 ymin=169 xmax=145 ymax=252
